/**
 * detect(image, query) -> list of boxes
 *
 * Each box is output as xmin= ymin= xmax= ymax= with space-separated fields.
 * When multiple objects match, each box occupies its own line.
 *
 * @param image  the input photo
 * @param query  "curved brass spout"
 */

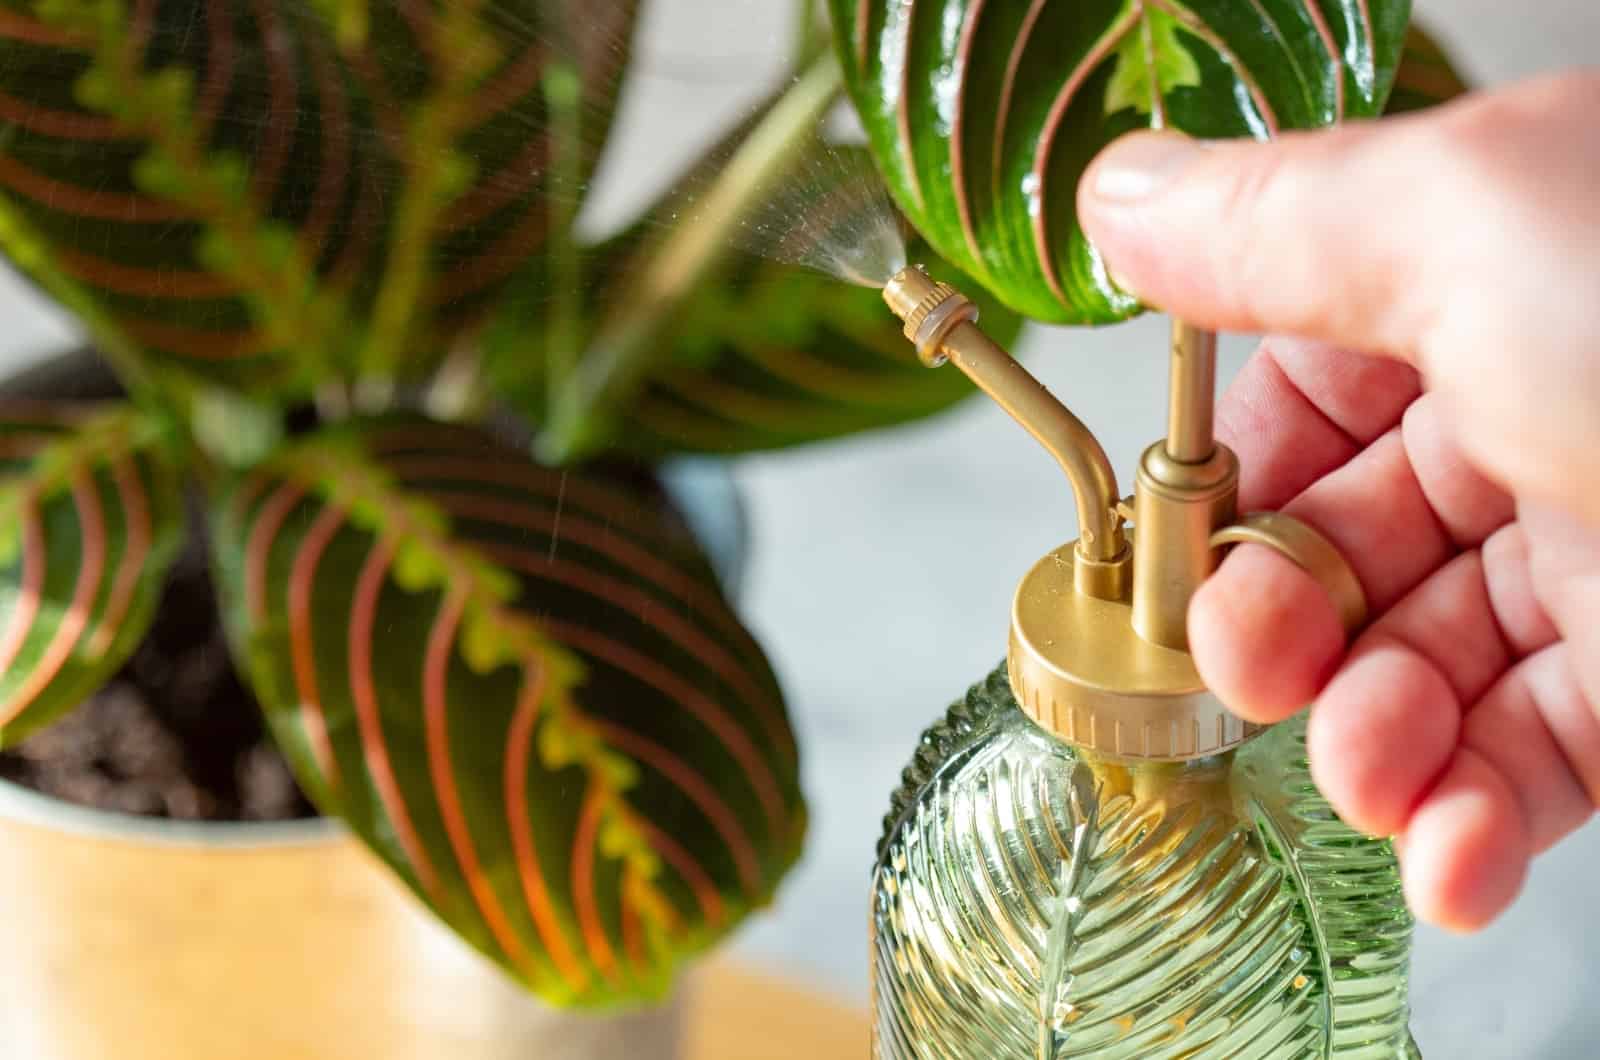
xmin=883 ymin=267 xmax=1128 ymax=598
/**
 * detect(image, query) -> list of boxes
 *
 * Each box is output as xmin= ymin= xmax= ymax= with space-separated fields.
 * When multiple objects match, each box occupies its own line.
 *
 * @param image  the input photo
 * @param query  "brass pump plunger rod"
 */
xmin=1130 ymin=321 xmax=1239 ymax=649
xmin=1167 ymin=322 xmax=1217 ymax=463
xmin=882 ymin=267 xmax=1129 ymax=599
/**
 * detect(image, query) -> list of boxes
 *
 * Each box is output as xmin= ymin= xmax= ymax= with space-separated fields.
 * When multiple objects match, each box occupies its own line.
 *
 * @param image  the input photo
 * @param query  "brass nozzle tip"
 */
xmin=882 ymin=265 xmax=937 ymax=322
xmin=882 ymin=266 xmax=976 ymax=366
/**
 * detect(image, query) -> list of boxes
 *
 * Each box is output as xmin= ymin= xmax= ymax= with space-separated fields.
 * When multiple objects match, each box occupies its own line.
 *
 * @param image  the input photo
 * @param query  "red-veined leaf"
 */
xmin=618 ymin=239 xmax=1022 ymax=454
xmin=0 ymin=401 xmax=184 ymax=747
xmin=209 ymin=417 xmax=805 ymax=1007
xmin=829 ymin=0 xmax=1412 ymax=324
xmin=0 ymin=0 xmax=640 ymax=392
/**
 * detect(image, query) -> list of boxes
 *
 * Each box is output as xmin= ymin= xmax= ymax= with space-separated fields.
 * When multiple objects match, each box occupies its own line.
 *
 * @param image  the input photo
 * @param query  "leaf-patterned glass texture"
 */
xmin=873 ymin=666 xmax=1418 ymax=1058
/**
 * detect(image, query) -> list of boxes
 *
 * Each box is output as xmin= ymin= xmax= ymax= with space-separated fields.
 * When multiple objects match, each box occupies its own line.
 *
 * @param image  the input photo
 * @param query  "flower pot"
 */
xmin=0 ymin=350 xmax=749 ymax=1059
xmin=0 ymin=789 xmax=687 ymax=1059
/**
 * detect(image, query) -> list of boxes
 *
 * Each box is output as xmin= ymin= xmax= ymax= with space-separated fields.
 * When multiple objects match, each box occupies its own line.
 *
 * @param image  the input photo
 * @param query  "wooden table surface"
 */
xmin=687 ymin=961 xmax=868 ymax=1059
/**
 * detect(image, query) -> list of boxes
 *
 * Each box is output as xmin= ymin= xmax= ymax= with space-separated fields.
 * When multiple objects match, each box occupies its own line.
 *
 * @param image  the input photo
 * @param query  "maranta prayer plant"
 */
xmin=0 ymin=0 xmax=1462 ymax=1008
xmin=828 ymin=0 xmax=1463 ymax=323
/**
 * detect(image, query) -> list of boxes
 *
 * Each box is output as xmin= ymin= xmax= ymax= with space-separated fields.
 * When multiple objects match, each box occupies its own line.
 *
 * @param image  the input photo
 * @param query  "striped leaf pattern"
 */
xmin=618 ymin=240 xmax=1024 ymax=455
xmin=0 ymin=0 xmax=639 ymax=392
xmin=1384 ymin=22 xmax=1468 ymax=115
xmin=210 ymin=418 xmax=804 ymax=1007
xmin=829 ymin=0 xmax=1411 ymax=325
xmin=0 ymin=402 xmax=184 ymax=748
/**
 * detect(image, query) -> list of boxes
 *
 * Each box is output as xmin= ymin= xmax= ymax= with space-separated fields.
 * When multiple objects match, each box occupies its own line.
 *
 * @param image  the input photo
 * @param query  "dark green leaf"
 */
xmin=0 ymin=0 xmax=640 ymax=393
xmin=618 ymin=240 xmax=1022 ymax=454
xmin=1384 ymin=22 xmax=1468 ymax=115
xmin=0 ymin=401 xmax=184 ymax=748
xmin=830 ymin=0 xmax=1412 ymax=324
xmin=209 ymin=418 xmax=805 ymax=1007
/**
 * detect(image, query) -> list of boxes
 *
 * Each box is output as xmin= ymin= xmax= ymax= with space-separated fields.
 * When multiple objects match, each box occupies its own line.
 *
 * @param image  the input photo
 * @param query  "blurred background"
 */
xmin=2 ymin=1 xmax=1596 ymax=1056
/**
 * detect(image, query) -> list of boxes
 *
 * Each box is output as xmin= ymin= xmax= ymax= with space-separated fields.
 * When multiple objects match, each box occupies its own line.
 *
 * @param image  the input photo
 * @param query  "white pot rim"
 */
xmin=0 ymin=775 xmax=340 ymax=849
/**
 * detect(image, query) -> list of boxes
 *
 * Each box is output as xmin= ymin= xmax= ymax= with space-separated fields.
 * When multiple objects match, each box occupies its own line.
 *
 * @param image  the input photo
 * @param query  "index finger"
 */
xmin=1219 ymin=338 xmax=1420 ymax=510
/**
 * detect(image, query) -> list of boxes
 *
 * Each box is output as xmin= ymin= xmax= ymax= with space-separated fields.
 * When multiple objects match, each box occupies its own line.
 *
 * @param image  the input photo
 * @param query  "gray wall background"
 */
xmin=0 ymin=3 xmax=1595 ymax=1055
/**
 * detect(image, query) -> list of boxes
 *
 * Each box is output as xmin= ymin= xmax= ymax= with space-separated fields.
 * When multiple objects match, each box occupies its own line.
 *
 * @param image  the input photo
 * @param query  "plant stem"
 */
xmin=542 ymin=55 xmax=585 ymax=428
xmin=537 ymin=55 xmax=843 ymax=462
xmin=790 ymin=0 xmax=824 ymax=68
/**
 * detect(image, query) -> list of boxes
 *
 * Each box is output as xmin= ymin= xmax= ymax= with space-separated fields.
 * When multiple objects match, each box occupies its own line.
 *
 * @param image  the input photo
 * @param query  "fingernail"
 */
xmin=1091 ymin=132 xmax=1203 ymax=203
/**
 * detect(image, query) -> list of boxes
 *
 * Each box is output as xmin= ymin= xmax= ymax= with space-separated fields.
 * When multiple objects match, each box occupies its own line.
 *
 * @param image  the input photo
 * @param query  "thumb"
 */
xmin=1077 ymin=74 xmax=1600 ymax=526
xmin=1077 ymin=119 xmax=1447 ymax=362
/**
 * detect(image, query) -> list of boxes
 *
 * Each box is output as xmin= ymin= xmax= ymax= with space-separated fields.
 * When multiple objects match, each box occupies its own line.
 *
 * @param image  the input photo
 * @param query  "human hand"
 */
xmin=1077 ymin=73 xmax=1600 ymax=932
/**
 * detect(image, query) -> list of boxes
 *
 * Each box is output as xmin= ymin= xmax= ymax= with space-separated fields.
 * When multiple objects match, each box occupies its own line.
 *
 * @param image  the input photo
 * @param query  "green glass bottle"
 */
xmin=871 ymin=667 xmax=1417 ymax=1058
xmin=871 ymin=267 xmax=1419 ymax=1058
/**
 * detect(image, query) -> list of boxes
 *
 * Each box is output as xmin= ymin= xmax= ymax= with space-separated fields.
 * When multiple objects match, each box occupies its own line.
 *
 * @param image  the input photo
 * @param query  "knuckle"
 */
xmin=1424 ymin=110 xmax=1506 ymax=192
xmin=1428 ymin=72 xmax=1596 ymax=189
xmin=1408 ymin=75 xmax=1600 ymax=331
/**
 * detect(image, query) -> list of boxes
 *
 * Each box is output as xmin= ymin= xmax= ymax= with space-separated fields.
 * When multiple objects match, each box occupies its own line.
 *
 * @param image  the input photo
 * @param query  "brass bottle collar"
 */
xmin=882 ymin=266 xmax=1368 ymax=762
xmin=1008 ymin=537 xmax=1259 ymax=761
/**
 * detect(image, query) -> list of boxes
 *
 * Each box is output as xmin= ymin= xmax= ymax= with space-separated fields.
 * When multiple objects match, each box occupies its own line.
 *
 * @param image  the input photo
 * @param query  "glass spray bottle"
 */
xmin=870 ymin=267 xmax=1418 ymax=1059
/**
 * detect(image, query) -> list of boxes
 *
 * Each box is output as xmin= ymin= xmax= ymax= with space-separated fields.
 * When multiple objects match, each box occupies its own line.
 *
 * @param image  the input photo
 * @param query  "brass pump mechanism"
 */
xmin=882 ymin=265 xmax=1367 ymax=762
